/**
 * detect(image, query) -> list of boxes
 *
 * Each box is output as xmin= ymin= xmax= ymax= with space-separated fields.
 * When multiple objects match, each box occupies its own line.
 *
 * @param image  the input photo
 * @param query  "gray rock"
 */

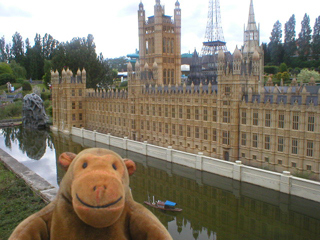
xmin=22 ymin=93 xmax=48 ymax=129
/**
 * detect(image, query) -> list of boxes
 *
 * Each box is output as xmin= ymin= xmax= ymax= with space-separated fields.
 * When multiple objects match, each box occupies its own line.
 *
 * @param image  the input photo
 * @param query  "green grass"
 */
xmin=0 ymin=162 xmax=47 ymax=239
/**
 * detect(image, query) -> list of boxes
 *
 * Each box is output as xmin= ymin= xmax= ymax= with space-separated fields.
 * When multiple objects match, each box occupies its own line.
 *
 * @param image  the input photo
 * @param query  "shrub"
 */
xmin=16 ymin=79 xmax=25 ymax=84
xmin=9 ymin=60 xmax=27 ymax=80
xmin=47 ymin=105 xmax=53 ymax=117
xmin=279 ymin=63 xmax=288 ymax=73
xmin=12 ymin=83 xmax=22 ymax=91
xmin=264 ymin=66 xmax=279 ymax=75
xmin=281 ymin=72 xmax=291 ymax=83
xmin=272 ymin=73 xmax=281 ymax=85
xmin=297 ymin=69 xmax=320 ymax=83
xmin=119 ymin=81 xmax=128 ymax=88
xmin=22 ymin=81 xmax=32 ymax=91
xmin=0 ymin=101 xmax=23 ymax=119
xmin=41 ymin=92 xmax=51 ymax=101
xmin=0 ymin=73 xmax=16 ymax=86
xmin=0 ymin=62 xmax=13 ymax=75
xmin=43 ymin=99 xmax=51 ymax=109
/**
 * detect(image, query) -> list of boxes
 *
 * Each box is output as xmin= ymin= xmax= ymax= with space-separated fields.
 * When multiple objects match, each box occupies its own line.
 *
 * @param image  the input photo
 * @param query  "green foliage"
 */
xmin=46 ymin=105 xmax=53 ymax=117
xmin=279 ymin=63 xmax=288 ymax=72
xmin=107 ymin=56 xmax=128 ymax=72
xmin=0 ymin=36 xmax=8 ymax=62
xmin=313 ymin=16 xmax=320 ymax=60
xmin=272 ymin=73 xmax=282 ymax=85
xmin=292 ymin=170 xmax=314 ymax=180
xmin=43 ymin=99 xmax=51 ymax=109
xmin=264 ymin=66 xmax=279 ymax=74
xmin=0 ymin=101 xmax=23 ymax=120
xmin=0 ymin=162 xmax=46 ymax=239
xmin=268 ymin=20 xmax=283 ymax=65
xmin=42 ymin=60 xmax=52 ymax=88
xmin=16 ymin=79 xmax=26 ymax=84
xmin=25 ymin=34 xmax=44 ymax=80
xmin=11 ymin=32 xmax=25 ymax=65
xmin=22 ymin=81 xmax=32 ymax=91
xmin=297 ymin=69 xmax=320 ymax=83
xmin=119 ymin=80 xmax=128 ymax=88
xmin=0 ymin=73 xmax=16 ymax=86
xmin=281 ymin=71 xmax=291 ymax=83
xmin=51 ymin=34 xmax=111 ymax=90
xmin=9 ymin=60 xmax=27 ymax=80
xmin=12 ymin=83 xmax=22 ymax=90
xmin=41 ymin=92 xmax=51 ymax=101
xmin=297 ymin=14 xmax=312 ymax=60
xmin=0 ymin=62 xmax=13 ymax=75
xmin=284 ymin=15 xmax=296 ymax=62
xmin=44 ymin=99 xmax=52 ymax=117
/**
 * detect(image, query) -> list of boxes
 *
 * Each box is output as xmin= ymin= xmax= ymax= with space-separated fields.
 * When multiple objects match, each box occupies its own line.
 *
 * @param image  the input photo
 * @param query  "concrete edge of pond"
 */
xmin=0 ymin=148 xmax=58 ymax=203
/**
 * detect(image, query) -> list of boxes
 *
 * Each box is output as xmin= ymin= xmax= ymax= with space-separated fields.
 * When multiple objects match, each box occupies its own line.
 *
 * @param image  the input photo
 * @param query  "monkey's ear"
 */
xmin=58 ymin=152 xmax=77 ymax=171
xmin=123 ymin=159 xmax=136 ymax=176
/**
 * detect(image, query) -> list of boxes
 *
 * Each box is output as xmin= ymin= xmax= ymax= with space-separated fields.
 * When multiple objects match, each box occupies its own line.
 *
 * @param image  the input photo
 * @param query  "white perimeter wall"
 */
xmin=72 ymin=127 xmax=320 ymax=202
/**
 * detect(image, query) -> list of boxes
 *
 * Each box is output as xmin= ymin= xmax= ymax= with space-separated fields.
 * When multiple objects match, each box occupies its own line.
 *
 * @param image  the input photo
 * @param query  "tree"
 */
xmin=297 ymin=68 xmax=320 ymax=83
xmin=43 ymin=59 xmax=52 ymax=88
xmin=42 ymin=33 xmax=58 ymax=60
xmin=284 ymin=15 xmax=296 ymax=63
xmin=9 ymin=60 xmax=26 ymax=80
xmin=0 ymin=36 xmax=7 ymax=62
xmin=297 ymin=14 xmax=312 ymax=60
xmin=107 ymin=56 xmax=128 ymax=72
xmin=268 ymin=20 xmax=283 ymax=65
xmin=27 ymin=33 xmax=44 ymax=80
xmin=262 ymin=43 xmax=271 ymax=65
xmin=0 ymin=62 xmax=13 ymax=75
xmin=95 ymin=53 xmax=114 ymax=91
xmin=279 ymin=63 xmax=288 ymax=73
xmin=51 ymin=43 xmax=67 ymax=72
xmin=51 ymin=34 xmax=111 ymax=90
xmin=11 ymin=32 xmax=25 ymax=65
xmin=312 ymin=16 xmax=320 ymax=60
xmin=0 ymin=62 xmax=15 ymax=85
xmin=5 ymin=43 xmax=12 ymax=61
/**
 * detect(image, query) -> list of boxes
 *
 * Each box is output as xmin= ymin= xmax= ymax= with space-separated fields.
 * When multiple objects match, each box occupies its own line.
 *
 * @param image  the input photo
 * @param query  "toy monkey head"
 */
xmin=58 ymin=148 xmax=136 ymax=228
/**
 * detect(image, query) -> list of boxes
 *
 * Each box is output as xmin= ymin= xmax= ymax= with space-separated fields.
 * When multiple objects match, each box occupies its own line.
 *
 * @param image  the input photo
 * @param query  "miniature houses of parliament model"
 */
xmin=51 ymin=1 xmax=320 ymax=178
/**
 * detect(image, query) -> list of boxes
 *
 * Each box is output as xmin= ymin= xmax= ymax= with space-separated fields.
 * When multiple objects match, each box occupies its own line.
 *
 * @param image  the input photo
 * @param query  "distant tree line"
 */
xmin=0 ymin=33 xmax=113 ymax=90
xmin=264 ymin=14 xmax=320 ymax=70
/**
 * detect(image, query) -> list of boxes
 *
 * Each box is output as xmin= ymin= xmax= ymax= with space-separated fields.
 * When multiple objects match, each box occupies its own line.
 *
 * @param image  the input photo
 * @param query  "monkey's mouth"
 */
xmin=76 ymin=194 xmax=123 ymax=209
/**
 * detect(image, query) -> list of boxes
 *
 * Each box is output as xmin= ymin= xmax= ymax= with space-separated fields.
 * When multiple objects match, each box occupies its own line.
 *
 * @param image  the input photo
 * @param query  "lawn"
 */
xmin=0 ymin=161 xmax=47 ymax=239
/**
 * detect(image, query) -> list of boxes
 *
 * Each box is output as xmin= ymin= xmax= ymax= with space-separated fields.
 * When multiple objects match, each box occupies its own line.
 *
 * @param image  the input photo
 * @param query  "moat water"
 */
xmin=1 ymin=126 xmax=320 ymax=240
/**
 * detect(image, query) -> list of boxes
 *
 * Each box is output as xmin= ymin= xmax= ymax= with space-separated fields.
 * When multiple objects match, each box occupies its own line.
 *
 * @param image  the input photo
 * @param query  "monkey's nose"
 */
xmin=93 ymin=185 xmax=107 ymax=191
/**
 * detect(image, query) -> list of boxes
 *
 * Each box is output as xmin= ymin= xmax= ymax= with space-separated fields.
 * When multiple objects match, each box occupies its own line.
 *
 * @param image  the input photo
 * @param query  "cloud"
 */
xmin=117 ymin=2 xmax=137 ymax=18
xmin=0 ymin=3 xmax=32 ymax=18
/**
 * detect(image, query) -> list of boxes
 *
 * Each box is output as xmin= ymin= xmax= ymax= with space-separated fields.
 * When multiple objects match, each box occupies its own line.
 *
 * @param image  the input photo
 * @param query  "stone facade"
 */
xmin=138 ymin=0 xmax=181 ymax=86
xmin=51 ymin=0 xmax=320 ymax=178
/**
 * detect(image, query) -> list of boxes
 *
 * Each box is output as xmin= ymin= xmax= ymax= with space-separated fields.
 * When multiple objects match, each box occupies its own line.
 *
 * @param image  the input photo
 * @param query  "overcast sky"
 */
xmin=0 ymin=0 xmax=319 ymax=58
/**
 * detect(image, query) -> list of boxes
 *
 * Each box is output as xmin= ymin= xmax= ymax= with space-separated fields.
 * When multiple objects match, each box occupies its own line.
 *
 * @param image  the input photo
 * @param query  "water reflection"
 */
xmin=1 ymin=127 xmax=320 ymax=240
xmin=0 ymin=126 xmax=57 ymax=187
xmin=53 ymin=132 xmax=320 ymax=240
xmin=1 ymin=126 xmax=54 ymax=160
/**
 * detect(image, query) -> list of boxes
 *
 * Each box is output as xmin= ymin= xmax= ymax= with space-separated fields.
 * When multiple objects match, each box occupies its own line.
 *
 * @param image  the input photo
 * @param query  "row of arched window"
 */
xmin=163 ymin=38 xmax=174 ymax=54
xmin=163 ymin=69 xmax=175 ymax=84
xmin=145 ymin=38 xmax=154 ymax=54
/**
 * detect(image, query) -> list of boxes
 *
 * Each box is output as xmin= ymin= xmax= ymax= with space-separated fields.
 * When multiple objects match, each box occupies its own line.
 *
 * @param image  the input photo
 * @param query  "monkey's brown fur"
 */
xmin=9 ymin=148 xmax=172 ymax=240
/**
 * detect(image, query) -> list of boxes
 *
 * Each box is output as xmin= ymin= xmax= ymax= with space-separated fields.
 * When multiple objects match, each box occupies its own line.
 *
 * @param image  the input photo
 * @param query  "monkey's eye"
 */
xmin=82 ymin=162 xmax=88 ymax=169
xmin=112 ymin=163 xmax=117 ymax=170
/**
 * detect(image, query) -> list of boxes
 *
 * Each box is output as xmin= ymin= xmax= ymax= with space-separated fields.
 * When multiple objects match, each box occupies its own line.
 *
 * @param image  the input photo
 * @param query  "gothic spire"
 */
xmin=242 ymin=0 xmax=260 ymax=54
xmin=246 ymin=0 xmax=257 ymax=31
